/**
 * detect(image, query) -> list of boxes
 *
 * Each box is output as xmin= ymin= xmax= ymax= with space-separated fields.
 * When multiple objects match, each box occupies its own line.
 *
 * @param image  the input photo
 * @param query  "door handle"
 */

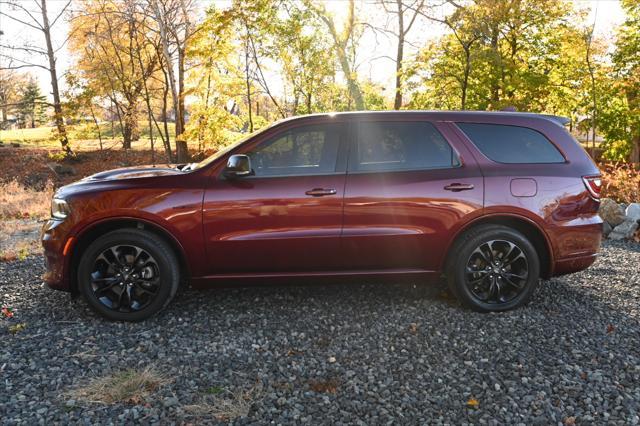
xmin=444 ymin=183 xmax=475 ymax=192
xmin=305 ymin=188 xmax=337 ymax=197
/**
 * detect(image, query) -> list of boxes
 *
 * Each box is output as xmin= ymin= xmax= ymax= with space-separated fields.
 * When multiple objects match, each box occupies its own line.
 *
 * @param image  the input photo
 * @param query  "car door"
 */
xmin=341 ymin=118 xmax=484 ymax=272
xmin=202 ymin=120 xmax=347 ymax=275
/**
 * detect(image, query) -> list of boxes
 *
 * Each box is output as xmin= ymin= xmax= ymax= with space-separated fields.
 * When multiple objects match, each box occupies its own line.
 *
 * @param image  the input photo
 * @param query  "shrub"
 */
xmin=598 ymin=162 xmax=640 ymax=204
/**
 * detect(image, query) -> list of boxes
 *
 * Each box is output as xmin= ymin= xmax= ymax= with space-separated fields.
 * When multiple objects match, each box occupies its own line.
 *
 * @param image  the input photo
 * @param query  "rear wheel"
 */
xmin=446 ymin=225 xmax=540 ymax=312
xmin=77 ymin=229 xmax=180 ymax=321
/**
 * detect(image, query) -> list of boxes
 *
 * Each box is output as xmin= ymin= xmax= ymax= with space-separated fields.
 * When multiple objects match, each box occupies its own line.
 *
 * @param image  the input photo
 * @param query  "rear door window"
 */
xmin=456 ymin=123 xmax=565 ymax=164
xmin=352 ymin=121 xmax=459 ymax=172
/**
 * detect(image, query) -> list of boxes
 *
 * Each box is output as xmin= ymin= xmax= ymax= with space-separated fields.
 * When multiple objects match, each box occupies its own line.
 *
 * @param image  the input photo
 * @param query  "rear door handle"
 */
xmin=444 ymin=183 xmax=475 ymax=192
xmin=305 ymin=188 xmax=337 ymax=197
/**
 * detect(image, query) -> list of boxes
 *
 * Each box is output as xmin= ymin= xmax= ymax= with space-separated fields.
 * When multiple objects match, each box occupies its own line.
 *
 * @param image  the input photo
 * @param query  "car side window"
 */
xmin=247 ymin=124 xmax=341 ymax=177
xmin=456 ymin=123 xmax=565 ymax=164
xmin=352 ymin=121 xmax=459 ymax=172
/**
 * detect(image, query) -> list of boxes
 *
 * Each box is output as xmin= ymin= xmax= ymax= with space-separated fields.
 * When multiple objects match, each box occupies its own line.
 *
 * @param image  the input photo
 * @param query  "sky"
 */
xmin=0 ymin=0 xmax=627 ymax=103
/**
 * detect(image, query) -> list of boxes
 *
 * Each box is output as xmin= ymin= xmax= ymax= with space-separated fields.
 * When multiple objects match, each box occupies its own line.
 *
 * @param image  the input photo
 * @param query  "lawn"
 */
xmin=0 ymin=121 xmax=176 ymax=150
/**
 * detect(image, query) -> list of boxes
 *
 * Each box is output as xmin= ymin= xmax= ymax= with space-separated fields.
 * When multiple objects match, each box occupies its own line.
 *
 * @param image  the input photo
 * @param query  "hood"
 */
xmin=83 ymin=164 xmax=185 ymax=181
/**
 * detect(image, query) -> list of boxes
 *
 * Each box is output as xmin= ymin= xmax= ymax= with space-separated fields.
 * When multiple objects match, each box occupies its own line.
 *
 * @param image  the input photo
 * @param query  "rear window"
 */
xmin=354 ymin=121 xmax=459 ymax=172
xmin=457 ymin=123 xmax=565 ymax=164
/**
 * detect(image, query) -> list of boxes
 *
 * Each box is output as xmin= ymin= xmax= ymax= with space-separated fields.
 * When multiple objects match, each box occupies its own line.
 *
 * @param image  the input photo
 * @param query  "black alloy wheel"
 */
xmin=90 ymin=244 xmax=161 ymax=312
xmin=78 ymin=229 xmax=180 ymax=321
xmin=464 ymin=240 xmax=529 ymax=304
xmin=446 ymin=224 xmax=540 ymax=312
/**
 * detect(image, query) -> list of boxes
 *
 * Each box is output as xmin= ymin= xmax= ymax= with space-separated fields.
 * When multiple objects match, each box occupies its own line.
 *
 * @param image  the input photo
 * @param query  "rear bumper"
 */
xmin=550 ymin=220 xmax=602 ymax=276
xmin=552 ymin=253 xmax=598 ymax=276
xmin=41 ymin=219 xmax=72 ymax=292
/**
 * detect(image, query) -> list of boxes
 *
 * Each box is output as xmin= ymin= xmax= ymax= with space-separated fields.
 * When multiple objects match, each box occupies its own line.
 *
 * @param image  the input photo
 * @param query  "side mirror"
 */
xmin=223 ymin=154 xmax=253 ymax=178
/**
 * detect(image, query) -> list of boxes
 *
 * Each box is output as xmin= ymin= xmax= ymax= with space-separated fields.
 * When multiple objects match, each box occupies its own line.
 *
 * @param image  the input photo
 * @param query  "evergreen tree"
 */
xmin=16 ymin=79 xmax=47 ymax=129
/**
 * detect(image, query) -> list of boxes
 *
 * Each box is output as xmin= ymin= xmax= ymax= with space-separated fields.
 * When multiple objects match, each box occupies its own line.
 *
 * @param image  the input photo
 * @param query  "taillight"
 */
xmin=582 ymin=175 xmax=602 ymax=199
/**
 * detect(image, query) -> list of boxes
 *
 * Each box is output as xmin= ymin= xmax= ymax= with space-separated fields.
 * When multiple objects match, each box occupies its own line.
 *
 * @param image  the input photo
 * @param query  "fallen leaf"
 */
xmin=8 ymin=323 xmax=26 ymax=334
xmin=466 ymin=397 xmax=479 ymax=408
xmin=607 ymin=324 xmax=615 ymax=334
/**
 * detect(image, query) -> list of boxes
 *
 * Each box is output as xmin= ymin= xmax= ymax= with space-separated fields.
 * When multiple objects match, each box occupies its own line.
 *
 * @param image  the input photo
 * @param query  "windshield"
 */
xmin=188 ymin=127 xmax=268 ymax=171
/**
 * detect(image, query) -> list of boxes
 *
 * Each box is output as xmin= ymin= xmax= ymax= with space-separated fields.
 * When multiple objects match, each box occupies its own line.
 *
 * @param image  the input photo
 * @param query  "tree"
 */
xmin=70 ymin=0 xmax=159 ymax=149
xmin=376 ymin=0 xmax=426 ymax=109
xmin=149 ymin=0 xmax=198 ymax=162
xmin=0 ymin=0 xmax=73 ymax=156
xmin=0 ymin=69 xmax=28 ymax=128
xmin=305 ymin=0 xmax=365 ymax=110
xmin=611 ymin=0 xmax=640 ymax=163
xmin=275 ymin=2 xmax=336 ymax=115
xmin=409 ymin=0 xmax=582 ymax=112
xmin=184 ymin=5 xmax=246 ymax=150
xmin=16 ymin=79 xmax=47 ymax=128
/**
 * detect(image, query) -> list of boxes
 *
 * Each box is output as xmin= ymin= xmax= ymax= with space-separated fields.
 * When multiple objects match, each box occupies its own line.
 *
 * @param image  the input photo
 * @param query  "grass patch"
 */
xmin=0 ymin=121 xmax=175 ymax=148
xmin=184 ymin=382 xmax=263 ymax=421
xmin=67 ymin=367 xmax=170 ymax=405
xmin=205 ymin=385 xmax=225 ymax=395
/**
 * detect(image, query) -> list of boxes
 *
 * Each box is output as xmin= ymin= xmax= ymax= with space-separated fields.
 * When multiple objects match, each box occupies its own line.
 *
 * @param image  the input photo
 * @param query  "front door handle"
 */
xmin=305 ymin=188 xmax=337 ymax=197
xmin=444 ymin=183 xmax=475 ymax=192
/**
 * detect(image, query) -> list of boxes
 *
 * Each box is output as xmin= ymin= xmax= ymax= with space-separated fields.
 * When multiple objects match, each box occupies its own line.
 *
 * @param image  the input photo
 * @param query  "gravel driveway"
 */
xmin=1 ymin=240 xmax=639 ymax=425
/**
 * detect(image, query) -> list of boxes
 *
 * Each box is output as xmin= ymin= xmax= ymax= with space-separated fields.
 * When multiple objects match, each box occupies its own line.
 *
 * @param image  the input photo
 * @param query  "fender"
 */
xmin=63 ymin=212 xmax=196 ymax=290
xmin=439 ymin=209 xmax=556 ymax=274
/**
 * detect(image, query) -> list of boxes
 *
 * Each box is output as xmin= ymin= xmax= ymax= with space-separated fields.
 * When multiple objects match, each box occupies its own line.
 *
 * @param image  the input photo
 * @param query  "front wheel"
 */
xmin=446 ymin=225 xmax=540 ymax=312
xmin=77 ymin=229 xmax=180 ymax=321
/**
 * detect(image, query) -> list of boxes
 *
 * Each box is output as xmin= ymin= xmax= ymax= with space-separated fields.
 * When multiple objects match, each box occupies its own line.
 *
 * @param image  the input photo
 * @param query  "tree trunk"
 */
xmin=336 ymin=48 xmax=364 ymax=110
xmin=122 ymin=105 xmax=137 ymax=149
xmin=41 ymin=0 xmax=73 ymax=157
xmin=89 ymin=103 xmax=103 ymax=151
xmin=175 ymin=47 xmax=188 ymax=162
xmin=461 ymin=47 xmax=471 ymax=110
xmin=245 ymin=38 xmax=254 ymax=132
xmin=393 ymin=0 xmax=404 ymax=110
xmin=631 ymin=134 xmax=640 ymax=164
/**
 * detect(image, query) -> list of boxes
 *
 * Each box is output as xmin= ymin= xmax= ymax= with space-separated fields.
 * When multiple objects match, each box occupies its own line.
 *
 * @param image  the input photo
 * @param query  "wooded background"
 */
xmin=1 ymin=0 xmax=639 ymax=164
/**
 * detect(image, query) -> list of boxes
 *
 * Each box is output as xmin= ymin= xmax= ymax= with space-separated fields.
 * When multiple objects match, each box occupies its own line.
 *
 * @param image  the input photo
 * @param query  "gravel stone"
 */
xmin=0 ymin=240 xmax=639 ymax=424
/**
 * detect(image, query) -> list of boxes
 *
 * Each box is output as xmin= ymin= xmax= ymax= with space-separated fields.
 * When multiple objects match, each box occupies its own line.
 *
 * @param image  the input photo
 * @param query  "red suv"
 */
xmin=42 ymin=111 xmax=602 ymax=321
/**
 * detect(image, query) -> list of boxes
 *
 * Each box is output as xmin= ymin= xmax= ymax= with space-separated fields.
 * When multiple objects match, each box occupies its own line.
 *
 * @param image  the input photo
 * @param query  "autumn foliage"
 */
xmin=599 ymin=162 xmax=640 ymax=204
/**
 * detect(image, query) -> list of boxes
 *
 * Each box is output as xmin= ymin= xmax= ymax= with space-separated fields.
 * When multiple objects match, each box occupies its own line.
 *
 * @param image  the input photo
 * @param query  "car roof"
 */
xmin=277 ymin=110 xmax=570 ymax=127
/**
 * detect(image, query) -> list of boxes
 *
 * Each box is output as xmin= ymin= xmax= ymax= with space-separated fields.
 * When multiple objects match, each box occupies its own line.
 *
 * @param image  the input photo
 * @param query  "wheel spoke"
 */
xmin=471 ymin=245 xmax=491 ymax=264
xmin=503 ymin=275 xmax=524 ymax=290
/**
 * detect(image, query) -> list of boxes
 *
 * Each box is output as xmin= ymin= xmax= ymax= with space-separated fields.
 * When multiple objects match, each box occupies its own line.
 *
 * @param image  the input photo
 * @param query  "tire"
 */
xmin=77 ymin=229 xmax=180 ymax=321
xmin=446 ymin=224 xmax=540 ymax=312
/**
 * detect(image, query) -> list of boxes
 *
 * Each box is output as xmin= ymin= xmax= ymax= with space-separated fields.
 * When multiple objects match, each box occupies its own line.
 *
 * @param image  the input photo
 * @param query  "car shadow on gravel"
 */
xmin=1 ymin=240 xmax=639 ymax=424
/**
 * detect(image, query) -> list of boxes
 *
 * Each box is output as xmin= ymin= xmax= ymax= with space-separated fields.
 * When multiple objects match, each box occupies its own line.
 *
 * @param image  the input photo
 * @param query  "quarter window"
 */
xmin=457 ymin=123 xmax=565 ymax=164
xmin=354 ymin=121 xmax=459 ymax=172
xmin=247 ymin=124 xmax=341 ymax=176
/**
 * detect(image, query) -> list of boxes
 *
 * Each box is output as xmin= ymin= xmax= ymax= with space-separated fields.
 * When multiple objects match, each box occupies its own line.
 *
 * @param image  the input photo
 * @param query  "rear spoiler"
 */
xmin=540 ymin=114 xmax=571 ymax=127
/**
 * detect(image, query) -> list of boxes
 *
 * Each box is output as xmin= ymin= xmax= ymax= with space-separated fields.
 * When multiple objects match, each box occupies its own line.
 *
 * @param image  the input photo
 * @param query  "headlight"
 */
xmin=51 ymin=198 xmax=70 ymax=219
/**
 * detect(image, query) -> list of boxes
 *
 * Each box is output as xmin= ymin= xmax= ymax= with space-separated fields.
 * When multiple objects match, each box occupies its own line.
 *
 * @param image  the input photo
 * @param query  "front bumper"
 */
xmin=41 ymin=219 xmax=73 ymax=291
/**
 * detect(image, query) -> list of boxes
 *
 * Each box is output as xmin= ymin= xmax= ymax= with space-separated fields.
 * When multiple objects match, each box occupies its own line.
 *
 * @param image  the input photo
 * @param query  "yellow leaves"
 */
xmin=8 ymin=323 xmax=27 ymax=335
xmin=466 ymin=397 xmax=479 ymax=408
